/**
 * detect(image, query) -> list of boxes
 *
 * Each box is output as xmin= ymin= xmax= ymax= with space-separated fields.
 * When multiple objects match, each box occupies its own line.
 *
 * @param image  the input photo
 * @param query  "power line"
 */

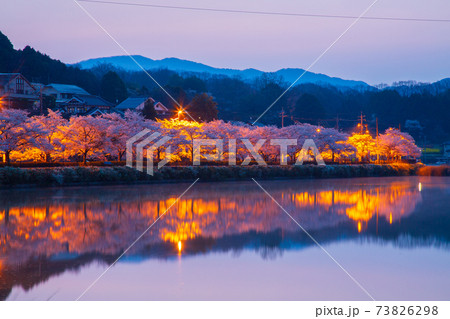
xmin=78 ymin=0 xmax=450 ymax=23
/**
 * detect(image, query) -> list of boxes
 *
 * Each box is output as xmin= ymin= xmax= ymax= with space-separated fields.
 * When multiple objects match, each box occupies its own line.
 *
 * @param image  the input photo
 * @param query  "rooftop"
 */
xmin=115 ymin=97 xmax=154 ymax=110
xmin=46 ymin=83 xmax=89 ymax=95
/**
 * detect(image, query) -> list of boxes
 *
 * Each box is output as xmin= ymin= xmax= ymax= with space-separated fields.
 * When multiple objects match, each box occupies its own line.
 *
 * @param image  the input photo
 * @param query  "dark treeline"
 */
xmin=1 ymin=31 xmax=449 ymax=143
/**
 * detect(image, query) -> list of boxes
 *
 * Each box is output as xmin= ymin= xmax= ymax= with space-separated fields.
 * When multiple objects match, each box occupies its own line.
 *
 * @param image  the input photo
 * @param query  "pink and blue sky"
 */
xmin=1 ymin=0 xmax=450 ymax=84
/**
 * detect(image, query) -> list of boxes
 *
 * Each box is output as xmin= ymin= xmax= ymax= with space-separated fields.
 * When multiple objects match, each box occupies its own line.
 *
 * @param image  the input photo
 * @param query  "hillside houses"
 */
xmin=0 ymin=73 xmax=171 ymax=119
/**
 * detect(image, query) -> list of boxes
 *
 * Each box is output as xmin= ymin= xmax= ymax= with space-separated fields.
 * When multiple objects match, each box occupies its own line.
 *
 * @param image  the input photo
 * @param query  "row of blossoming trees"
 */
xmin=0 ymin=108 xmax=420 ymax=165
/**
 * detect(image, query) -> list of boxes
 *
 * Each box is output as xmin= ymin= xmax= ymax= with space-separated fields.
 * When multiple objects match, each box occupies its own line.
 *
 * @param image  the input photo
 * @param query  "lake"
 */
xmin=1 ymin=176 xmax=449 ymax=300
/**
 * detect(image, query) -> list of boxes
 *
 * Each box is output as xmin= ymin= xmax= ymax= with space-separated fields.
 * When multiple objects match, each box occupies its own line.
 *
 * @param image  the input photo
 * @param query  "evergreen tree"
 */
xmin=100 ymin=71 xmax=128 ymax=104
xmin=142 ymin=99 xmax=157 ymax=120
xmin=292 ymin=93 xmax=326 ymax=125
xmin=188 ymin=93 xmax=218 ymax=122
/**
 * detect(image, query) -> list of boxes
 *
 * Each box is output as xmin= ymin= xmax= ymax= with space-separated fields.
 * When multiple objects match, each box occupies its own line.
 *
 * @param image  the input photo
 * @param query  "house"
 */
xmin=0 ymin=73 xmax=39 ymax=109
xmin=154 ymin=102 xmax=170 ymax=116
xmin=41 ymin=83 xmax=89 ymax=105
xmin=60 ymin=94 xmax=114 ymax=115
xmin=115 ymin=97 xmax=169 ymax=116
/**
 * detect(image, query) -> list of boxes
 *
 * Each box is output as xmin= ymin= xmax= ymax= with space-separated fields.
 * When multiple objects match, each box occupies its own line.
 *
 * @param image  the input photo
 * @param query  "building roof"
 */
xmin=63 ymin=94 xmax=114 ymax=107
xmin=115 ymin=97 xmax=154 ymax=110
xmin=154 ymin=101 xmax=169 ymax=111
xmin=31 ymin=83 xmax=45 ymax=91
xmin=0 ymin=73 xmax=20 ymax=87
xmin=83 ymin=108 xmax=108 ymax=117
xmin=46 ymin=83 xmax=89 ymax=95
xmin=0 ymin=73 xmax=36 ymax=91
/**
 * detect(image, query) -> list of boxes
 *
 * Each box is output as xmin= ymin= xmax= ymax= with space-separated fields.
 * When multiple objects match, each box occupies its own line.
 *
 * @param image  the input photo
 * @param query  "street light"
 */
xmin=177 ymin=109 xmax=183 ymax=120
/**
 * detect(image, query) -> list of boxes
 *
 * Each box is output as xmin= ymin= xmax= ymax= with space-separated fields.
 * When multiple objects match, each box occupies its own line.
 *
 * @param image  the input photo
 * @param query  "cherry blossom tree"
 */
xmin=347 ymin=133 xmax=376 ymax=162
xmin=29 ymin=109 xmax=67 ymax=162
xmin=101 ymin=113 xmax=131 ymax=161
xmin=62 ymin=115 xmax=108 ymax=164
xmin=379 ymin=128 xmax=421 ymax=161
xmin=0 ymin=108 xmax=422 ymax=166
xmin=0 ymin=109 xmax=46 ymax=164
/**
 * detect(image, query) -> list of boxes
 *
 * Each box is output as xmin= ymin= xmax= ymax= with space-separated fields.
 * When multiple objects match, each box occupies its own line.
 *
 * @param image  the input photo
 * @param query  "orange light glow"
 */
xmin=316 ymin=128 xmax=321 ymax=133
xmin=357 ymin=221 xmax=362 ymax=233
xmin=178 ymin=241 xmax=182 ymax=253
xmin=157 ymin=118 xmax=203 ymax=128
xmin=418 ymin=182 xmax=422 ymax=192
xmin=389 ymin=213 xmax=393 ymax=224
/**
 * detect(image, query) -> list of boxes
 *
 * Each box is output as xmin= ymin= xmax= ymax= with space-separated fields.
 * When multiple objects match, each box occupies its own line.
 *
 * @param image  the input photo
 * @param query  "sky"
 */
xmin=1 ymin=0 xmax=450 ymax=85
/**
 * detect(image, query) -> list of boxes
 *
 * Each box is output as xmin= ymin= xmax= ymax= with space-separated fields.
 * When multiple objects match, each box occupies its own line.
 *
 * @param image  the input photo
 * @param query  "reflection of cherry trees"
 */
xmin=0 ymin=180 xmax=422 ymax=266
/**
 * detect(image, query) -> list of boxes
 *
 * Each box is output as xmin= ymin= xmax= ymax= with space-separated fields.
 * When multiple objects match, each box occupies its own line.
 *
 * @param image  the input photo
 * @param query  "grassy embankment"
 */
xmin=1 ymin=163 xmax=446 ymax=188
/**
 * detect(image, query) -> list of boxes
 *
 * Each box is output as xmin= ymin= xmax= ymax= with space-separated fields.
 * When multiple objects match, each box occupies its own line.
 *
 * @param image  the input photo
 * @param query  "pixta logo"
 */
xmin=127 ymin=129 xmax=325 ymax=176
xmin=126 ymin=129 xmax=172 ymax=176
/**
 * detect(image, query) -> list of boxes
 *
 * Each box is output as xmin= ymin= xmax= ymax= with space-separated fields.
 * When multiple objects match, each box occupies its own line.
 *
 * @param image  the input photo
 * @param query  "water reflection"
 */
xmin=0 ymin=177 xmax=449 ymax=300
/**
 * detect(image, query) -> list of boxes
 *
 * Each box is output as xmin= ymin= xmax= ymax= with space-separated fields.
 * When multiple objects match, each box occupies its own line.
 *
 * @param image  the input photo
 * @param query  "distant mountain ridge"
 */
xmin=74 ymin=55 xmax=371 ymax=89
xmin=380 ymin=78 xmax=450 ymax=96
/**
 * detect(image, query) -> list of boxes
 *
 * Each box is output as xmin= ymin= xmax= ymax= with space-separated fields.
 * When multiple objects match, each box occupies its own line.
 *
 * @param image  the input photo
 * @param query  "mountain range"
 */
xmin=74 ymin=55 xmax=371 ymax=89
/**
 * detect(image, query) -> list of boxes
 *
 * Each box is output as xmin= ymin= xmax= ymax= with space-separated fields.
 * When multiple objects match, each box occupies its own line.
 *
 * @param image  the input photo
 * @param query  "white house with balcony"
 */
xmin=0 ymin=73 xmax=39 ymax=109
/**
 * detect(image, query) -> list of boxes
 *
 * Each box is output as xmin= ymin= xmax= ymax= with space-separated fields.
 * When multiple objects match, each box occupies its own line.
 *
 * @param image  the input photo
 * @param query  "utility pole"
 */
xmin=376 ymin=117 xmax=379 ymax=138
xmin=376 ymin=117 xmax=379 ymax=163
xmin=39 ymin=87 xmax=43 ymax=115
xmin=358 ymin=112 xmax=365 ymax=134
xmin=280 ymin=108 xmax=287 ymax=128
xmin=335 ymin=115 xmax=340 ymax=131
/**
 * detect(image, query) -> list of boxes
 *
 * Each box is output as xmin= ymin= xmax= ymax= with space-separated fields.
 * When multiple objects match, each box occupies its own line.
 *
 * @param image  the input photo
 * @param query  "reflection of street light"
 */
xmin=178 ymin=241 xmax=182 ymax=253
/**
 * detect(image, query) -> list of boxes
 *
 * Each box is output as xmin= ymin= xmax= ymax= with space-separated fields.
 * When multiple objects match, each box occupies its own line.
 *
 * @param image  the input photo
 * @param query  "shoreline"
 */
xmin=1 ymin=164 xmax=447 ymax=189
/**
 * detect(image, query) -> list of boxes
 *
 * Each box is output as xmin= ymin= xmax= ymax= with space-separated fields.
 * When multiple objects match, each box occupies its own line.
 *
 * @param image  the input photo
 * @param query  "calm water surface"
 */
xmin=0 ymin=176 xmax=449 ymax=300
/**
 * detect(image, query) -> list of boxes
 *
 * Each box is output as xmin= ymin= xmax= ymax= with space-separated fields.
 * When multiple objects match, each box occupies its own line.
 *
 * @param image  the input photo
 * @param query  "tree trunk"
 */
xmin=5 ymin=151 xmax=10 ymax=166
xmin=45 ymin=152 xmax=51 ymax=163
xmin=83 ymin=152 xmax=87 ymax=165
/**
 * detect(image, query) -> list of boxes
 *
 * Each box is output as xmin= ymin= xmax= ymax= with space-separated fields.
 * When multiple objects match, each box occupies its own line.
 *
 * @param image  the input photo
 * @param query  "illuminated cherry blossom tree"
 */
xmin=29 ymin=109 xmax=67 ymax=162
xmin=0 ymin=109 xmax=46 ymax=164
xmin=347 ymin=133 xmax=376 ymax=162
xmin=379 ymin=128 xmax=421 ymax=161
xmin=63 ymin=116 xmax=108 ymax=164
